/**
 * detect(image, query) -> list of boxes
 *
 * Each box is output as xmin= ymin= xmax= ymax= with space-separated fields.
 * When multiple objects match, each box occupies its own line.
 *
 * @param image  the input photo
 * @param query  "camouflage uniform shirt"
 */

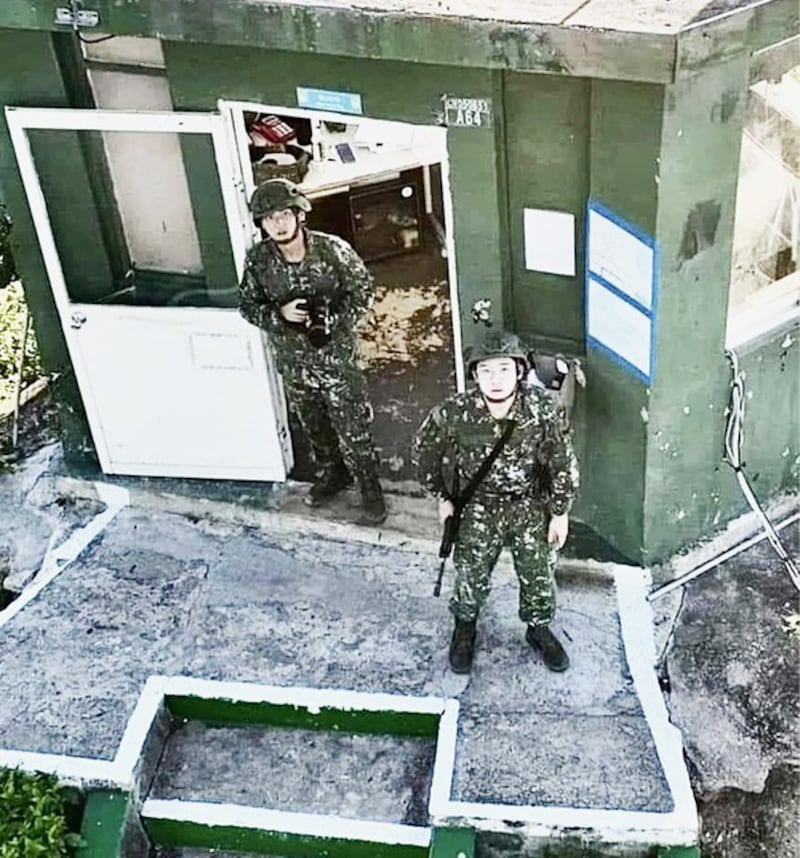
xmin=237 ymin=229 xmax=372 ymax=377
xmin=413 ymin=386 xmax=579 ymax=515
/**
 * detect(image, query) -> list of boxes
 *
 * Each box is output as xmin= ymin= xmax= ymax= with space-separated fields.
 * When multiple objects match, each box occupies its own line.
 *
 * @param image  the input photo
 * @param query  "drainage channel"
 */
xmin=136 ymin=682 xmax=449 ymax=857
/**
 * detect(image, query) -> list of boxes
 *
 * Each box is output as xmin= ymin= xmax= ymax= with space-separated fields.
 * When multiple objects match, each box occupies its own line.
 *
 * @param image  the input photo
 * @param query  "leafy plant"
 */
xmin=0 ymin=281 xmax=44 ymax=408
xmin=0 ymin=768 xmax=84 ymax=857
xmin=0 ymin=203 xmax=16 ymax=290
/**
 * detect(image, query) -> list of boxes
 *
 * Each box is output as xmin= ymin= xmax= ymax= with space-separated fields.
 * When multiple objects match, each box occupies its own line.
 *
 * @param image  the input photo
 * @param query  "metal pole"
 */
xmin=10 ymin=305 xmax=29 ymax=450
xmin=648 ymin=511 xmax=800 ymax=601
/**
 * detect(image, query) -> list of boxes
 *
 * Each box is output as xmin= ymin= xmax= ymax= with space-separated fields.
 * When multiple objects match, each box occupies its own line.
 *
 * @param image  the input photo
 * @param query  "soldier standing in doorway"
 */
xmin=413 ymin=331 xmax=579 ymax=673
xmin=238 ymin=178 xmax=387 ymax=525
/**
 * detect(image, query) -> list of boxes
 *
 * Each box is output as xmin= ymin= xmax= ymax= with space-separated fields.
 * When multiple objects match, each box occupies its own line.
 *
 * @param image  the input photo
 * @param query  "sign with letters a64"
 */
xmin=443 ymin=96 xmax=493 ymax=128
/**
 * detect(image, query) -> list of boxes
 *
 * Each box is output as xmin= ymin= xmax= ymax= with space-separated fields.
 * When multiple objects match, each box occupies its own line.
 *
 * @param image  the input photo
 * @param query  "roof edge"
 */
xmin=1 ymin=0 xmax=676 ymax=83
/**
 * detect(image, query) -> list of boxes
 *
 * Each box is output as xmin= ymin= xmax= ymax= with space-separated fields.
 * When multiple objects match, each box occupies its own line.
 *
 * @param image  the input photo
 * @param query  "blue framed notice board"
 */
xmin=585 ymin=200 xmax=658 ymax=384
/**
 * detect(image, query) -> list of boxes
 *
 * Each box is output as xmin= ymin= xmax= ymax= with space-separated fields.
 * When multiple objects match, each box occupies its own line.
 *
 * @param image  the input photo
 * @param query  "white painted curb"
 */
xmin=0 ymin=481 xmax=129 ymax=630
xmin=142 ymin=798 xmax=432 ymax=848
xmin=429 ymin=565 xmax=699 ymax=848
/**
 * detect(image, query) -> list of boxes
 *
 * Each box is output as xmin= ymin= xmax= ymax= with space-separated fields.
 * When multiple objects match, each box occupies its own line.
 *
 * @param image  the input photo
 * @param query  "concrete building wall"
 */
xmin=162 ymin=41 xmax=506 ymax=347
xmin=0 ymin=27 xmax=796 ymax=563
xmin=644 ymin=53 xmax=799 ymax=562
xmin=0 ymin=29 xmax=96 ymax=460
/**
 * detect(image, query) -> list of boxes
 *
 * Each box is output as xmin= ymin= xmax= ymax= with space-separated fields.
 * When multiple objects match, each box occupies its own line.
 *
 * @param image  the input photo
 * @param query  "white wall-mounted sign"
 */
xmin=523 ymin=208 xmax=576 ymax=276
xmin=588 ymin=204 xmax=654 ymax=311
xmin=587 ymin=277 xmax=652 ymax=380
xmin=443 ymin=96 xmax=492 ymax=128
xmin=296 ymin=87 xmax=363 ymax=115
xmin=586 ymin=201 xmax=657 ymax=383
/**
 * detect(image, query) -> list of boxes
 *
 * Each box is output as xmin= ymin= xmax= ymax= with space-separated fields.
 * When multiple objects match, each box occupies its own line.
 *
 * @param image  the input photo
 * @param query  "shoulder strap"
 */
xmin=455 ymin=420 xmax=515 ymax=509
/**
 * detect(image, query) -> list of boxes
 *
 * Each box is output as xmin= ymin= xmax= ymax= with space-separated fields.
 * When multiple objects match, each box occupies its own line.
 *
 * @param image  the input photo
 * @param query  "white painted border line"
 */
xmin=435 ymin=801 xmax=695 ymax=845
xmin=5 ymin=106 xmax=223 ymax=134
xmin=614 ymin=568 xmax=698 ymax=837
xmin=142 ymin=798 xmax=432 ymax=848
xmin=428 ymin=699 xmax=459 ymax=817
xmin=0 ymin=749 xmax=118 ymax=784
xmin=164 ymin=675 xmax=448 ymax=715
xmin=429 ymin=564 xmax=698 ymax=847
xmin=113 ymin=675 xmax=169 ymax=781
xmin=0 ymin=482 xmax=129 ymax=629
xmin=0 ymin=675 xmax=454 ymax=799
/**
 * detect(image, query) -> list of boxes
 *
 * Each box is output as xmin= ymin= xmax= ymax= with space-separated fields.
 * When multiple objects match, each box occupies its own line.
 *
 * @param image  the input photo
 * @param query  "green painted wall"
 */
xmin=76 ymin=791 xmax=130 ymax=858
xmin=0 ymin=27 xmax=795 ymax=563
xmin=512 ymin=78 xmax=661 ymax=562
xmin=0 ymin=29 xmax=96 ymax=462
xmin=503 ymin=71 xmax=589 ymax=350
xmin=642 ymin=52 xmax=799 ymax=562
xmin=162 ymin=42 xmax=506 ymax=347
xmin=145 ymin=817 xmax=427 ymax=857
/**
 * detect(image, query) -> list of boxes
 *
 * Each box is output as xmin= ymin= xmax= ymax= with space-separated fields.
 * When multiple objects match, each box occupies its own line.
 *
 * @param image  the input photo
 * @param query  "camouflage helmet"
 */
xmin=249 ymin=178 xmax=312 ymax=219
xmin=465 ymin=330 xmax=529 ymax=376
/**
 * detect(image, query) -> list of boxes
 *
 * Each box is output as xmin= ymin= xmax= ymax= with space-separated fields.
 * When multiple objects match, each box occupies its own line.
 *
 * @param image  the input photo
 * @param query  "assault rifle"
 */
xmin=431 ymin=420 xmax=516 ymax=596
xmin=433 ymin=509 xmax=461 ymax=597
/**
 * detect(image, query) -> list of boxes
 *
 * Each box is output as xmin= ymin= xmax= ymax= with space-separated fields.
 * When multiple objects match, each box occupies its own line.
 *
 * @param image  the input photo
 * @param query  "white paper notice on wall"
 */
xmin=587 ymin=276 xmax=652 ymax=380
xmin=588 ymin=207 xmax=654 ymax=310
xmin=523 ymin=208 xmax=576 ymax=276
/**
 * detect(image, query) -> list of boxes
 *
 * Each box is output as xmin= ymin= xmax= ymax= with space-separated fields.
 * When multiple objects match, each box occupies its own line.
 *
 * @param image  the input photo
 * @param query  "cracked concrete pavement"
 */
xmin=0 ymin=444 xmax=673 ymax=818
xmin=3 ymin=442 xmax=796 ymax=855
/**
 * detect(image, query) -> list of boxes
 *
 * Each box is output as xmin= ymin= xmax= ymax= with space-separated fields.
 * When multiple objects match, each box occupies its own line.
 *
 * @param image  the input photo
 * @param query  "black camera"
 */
xmin=299 ymin=296 xmax=335 ymax=348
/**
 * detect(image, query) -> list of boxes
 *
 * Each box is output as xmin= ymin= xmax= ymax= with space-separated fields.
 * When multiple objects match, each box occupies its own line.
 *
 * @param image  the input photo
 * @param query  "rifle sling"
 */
xmin=453 ymin=419 xmax=516 ymax=511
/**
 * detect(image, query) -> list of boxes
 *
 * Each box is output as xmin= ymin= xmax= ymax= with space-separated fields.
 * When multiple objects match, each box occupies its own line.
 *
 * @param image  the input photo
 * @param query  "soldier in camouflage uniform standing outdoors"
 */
xmin=238 ymin=178 xmax=386 ymax=525
xmin=413 ymin=331 xmax=579 ymax=673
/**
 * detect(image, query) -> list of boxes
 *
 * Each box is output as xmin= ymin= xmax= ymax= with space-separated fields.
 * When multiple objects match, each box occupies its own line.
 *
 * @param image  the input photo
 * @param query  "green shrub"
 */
xmin=0 ymin=769 xmax=83 ymax=857
xmin=0 ymin=202 xmax=15 ymax=290
xmin=0 ymin=282 xmax=44 ymax=410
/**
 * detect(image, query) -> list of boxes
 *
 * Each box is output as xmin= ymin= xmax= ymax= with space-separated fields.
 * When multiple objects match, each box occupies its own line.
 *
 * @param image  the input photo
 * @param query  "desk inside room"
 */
xmin=246 ymin=113 xmax=446 ymax=261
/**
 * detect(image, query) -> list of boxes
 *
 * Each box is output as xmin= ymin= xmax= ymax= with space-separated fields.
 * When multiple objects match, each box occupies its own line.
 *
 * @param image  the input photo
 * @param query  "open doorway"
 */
xmin=222 ymin=101 xmax=461 ymax=484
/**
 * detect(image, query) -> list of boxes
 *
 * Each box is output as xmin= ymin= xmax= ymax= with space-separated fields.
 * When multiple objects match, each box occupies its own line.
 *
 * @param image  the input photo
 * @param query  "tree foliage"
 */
xmin=0 ymin=203 xmax=16 ymax=290
xmin=0 ymin=281 xmax=44 ymax=390
xmin=0 ymin=769 xmax=84 ymax=857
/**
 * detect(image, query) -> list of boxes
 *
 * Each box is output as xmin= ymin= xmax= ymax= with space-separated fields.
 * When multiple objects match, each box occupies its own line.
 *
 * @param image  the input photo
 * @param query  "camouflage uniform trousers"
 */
xmin=282 ymin=361 xmax=380 ymax=485
xmin=451 ymin=493 xmax=557 ymax=626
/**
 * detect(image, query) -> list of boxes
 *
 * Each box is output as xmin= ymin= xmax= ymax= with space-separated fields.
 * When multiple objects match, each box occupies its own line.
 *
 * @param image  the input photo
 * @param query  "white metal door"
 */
xmin=6 ymin=106 xmax=292 ymax=481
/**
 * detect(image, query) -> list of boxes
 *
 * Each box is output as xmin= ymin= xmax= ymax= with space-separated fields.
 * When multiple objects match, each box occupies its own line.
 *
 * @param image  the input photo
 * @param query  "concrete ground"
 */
xmin=652 ymin=516 xmax=800 ymax=858
xmin=150 ymin=723 xmax=437 ymax=825
xmin=0 ymin=500 xmax=670 ymax=813
xmin=0 ymin=443 xmax=682 ymax=851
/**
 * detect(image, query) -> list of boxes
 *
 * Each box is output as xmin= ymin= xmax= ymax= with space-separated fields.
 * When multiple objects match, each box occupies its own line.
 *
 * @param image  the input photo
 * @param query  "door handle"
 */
xmin=70 ymin=311 xmax=87 ymax=329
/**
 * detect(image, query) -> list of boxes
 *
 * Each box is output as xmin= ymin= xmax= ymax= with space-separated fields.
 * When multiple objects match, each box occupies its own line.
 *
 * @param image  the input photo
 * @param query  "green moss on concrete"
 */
xmin=165 ymin=695 xmax=440 ymax=737
xmin=144 ymin=817 xmax=427 ymax=858
xmin=657 ymin=847 xmax=699 ymax=858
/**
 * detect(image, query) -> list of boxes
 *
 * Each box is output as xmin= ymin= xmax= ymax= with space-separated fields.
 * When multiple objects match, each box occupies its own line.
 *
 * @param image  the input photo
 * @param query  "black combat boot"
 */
xmin=526 ymin=624 xmax=570 ymax=672
xmin=449 ymin=619 xmax=477 ymax=674
xmin=305 ymin=461 xmax=353 ymax=507
xmin=358 ymin=475 xmax=387 ymax=525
